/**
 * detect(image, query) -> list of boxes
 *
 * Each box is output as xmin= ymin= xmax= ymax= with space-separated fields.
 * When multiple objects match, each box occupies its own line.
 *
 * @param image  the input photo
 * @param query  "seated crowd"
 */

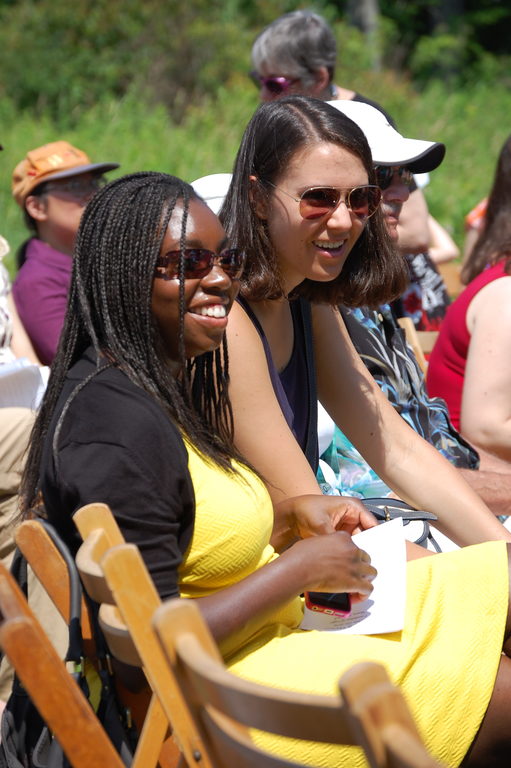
xmin=0 ymin=11 xmax=510 ymax=768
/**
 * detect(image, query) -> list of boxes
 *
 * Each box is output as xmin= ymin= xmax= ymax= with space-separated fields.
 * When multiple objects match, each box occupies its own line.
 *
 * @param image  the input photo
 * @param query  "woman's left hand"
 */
xmin=272 ymin=494 xmax=377 ymax=551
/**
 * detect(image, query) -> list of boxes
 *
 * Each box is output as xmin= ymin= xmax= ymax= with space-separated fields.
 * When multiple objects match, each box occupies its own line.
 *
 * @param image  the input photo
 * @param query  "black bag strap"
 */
xmin=7 ymin=519 xmax=83 ymax=668
xmin=35 ymin=519 xmax=83 ymax=665
xmin=361 ymin=498 xmax=442 ymax=552
xmin=361 ymin=497 xmax=438 ymax=522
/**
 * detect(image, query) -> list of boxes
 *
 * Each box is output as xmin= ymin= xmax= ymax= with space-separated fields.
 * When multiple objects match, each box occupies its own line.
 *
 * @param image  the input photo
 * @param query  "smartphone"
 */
xmin=304 ymin=590 xmax=351 ymax=617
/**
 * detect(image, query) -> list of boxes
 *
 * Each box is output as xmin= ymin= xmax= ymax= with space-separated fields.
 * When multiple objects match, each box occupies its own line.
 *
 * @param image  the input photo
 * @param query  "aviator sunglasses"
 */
xmin=154 ymin=248 xmax=246 ymax=281
xmin=249 ymin=71 xmax=300 ymax=96
xmin=265 ymin=181 xmax=381 ymax=220
xmin=374 ymin=165 xmax=414 ymax=191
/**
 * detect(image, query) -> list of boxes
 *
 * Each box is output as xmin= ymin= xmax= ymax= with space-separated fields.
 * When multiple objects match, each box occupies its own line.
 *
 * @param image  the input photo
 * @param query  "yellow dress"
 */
xmin=179 ymin=443 xmax=509 ymax=767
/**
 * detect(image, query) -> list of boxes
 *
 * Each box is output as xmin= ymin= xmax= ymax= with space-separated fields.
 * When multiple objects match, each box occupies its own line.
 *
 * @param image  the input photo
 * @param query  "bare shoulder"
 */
xmin=468 ymin=274 xmax=511 ymax=330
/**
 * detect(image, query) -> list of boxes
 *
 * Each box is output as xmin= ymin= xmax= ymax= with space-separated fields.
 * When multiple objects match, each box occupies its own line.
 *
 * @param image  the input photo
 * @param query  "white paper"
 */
xmin=0 ymin=359 xmax=49 ymax=410
xmin=300 ymin=518 xmax=407 ymax=635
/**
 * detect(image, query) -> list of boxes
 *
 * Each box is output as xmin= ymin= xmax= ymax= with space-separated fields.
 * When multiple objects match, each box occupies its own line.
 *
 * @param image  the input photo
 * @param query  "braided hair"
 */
xmin=21 ymin=171 xmax=243 ymax=515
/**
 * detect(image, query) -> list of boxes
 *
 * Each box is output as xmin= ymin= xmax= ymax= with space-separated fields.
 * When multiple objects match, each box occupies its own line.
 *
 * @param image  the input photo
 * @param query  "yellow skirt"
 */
xmin=228 ymin=541 xmax=508 ymax=768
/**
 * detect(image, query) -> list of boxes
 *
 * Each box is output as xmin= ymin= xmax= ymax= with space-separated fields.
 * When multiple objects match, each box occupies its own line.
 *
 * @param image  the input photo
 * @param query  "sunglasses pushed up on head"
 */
xmin=154 ymin=248 xmax=246 ymax=281
xmin=264 ymin=181 xmax=382 ymax=221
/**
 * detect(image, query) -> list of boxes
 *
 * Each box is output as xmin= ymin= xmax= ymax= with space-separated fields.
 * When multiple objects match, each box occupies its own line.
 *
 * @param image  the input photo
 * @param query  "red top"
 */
xmin=426 ymin=260 xmax=508 ymax=430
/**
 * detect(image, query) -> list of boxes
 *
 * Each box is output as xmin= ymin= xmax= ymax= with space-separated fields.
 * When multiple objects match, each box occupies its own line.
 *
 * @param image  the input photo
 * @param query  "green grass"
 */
xmin=1 ymin=77 xmax=509 ymax=277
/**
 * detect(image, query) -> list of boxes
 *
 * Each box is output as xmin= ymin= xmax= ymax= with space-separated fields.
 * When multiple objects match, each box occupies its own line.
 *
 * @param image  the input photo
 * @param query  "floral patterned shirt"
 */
xmin=318 ymin=304 xmax=479 ymax=498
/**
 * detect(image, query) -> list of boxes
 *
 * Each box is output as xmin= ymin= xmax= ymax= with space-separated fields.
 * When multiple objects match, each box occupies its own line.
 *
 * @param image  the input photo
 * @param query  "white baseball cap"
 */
xmin=191 ymin=173 xmax=232 ymax=215
xmin=328 ymin=100 xmax=445 ymax=173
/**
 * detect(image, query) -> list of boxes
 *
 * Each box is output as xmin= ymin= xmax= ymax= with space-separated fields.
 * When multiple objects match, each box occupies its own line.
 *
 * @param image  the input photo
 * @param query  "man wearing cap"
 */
xmin=11 ymin=141 xmax=119 ymax=365
xmin=317 ymin=100 xmax=511 ymax=518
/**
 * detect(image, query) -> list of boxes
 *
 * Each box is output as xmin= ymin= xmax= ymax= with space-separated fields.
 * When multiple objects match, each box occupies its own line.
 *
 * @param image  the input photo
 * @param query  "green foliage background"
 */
xmin=1 ymin=0 xmax=510 ymax=275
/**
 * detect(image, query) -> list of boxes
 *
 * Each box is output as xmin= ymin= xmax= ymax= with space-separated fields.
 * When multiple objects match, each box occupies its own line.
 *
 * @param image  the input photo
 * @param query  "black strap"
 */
xmin=35 ymin=519 xmax=83 ymax=665
xmin=297 ymin=299 xmax=319 ymax=472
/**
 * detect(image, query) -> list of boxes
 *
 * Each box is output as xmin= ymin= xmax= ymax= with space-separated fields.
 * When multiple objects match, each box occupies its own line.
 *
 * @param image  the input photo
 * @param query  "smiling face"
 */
xmin=257 ymin=142 xmax=369 ymax=294
xmin=151 ymin=198 xmax=239 ymax=363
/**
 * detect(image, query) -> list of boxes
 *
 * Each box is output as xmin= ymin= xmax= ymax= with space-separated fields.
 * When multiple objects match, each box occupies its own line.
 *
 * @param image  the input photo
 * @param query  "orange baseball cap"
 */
xmin=12 ymin=140 xmax=119 ymax=207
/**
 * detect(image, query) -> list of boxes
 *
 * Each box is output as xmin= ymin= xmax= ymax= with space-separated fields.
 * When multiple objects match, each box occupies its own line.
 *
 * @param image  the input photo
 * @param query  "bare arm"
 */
xmin=396 ymin=187 xmax=430 ymax=255
xmin=428 ymin=215 xmax=460 ymax=265
xmin=226 ymin=300 xmax=321 ymax=502
xmin=225 ymin=300 xmax=377 ymax=544
xmin=198 ymin=531 xmax=375 ymax=643
xmin=460 ymin=277 xmax=511 ymax=462
xmin=313 ymin=303 xmax=511 ymax=546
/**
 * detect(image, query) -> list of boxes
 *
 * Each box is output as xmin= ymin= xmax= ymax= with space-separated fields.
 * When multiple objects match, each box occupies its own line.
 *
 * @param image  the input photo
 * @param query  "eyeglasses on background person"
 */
xmin=41 ymin=175 xmax=107 ymax=201
xmin=249 ymin=71 xmax=300 ymax=97
xmin=264 ymin=181 xmax=381 ymax=221
xmin=154 ymin=248 xmax=246 ymax=281
xmin=374 ymin=166 xmax=413 ymax=190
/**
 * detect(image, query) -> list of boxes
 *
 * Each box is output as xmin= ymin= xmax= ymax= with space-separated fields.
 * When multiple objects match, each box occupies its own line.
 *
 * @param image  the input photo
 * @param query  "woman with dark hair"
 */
xmin=221 ymin=95 xmax=510 ymax=550
xmin=19 ymin=170 xmax=511 ymax=767
xmin=428 ymin=134 xmax=511 ymax=460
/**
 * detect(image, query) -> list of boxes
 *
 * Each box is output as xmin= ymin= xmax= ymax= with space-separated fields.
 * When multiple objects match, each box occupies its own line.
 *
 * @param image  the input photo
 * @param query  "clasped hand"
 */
xmin=276 ymin=494 xmax=378 ymax=603
xmin=279 ymin=493 xmax=378 ymax=539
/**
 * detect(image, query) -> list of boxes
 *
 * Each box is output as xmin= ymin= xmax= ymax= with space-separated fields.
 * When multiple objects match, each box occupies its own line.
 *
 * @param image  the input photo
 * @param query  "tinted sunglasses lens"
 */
xmin=375 ymin=167 xmax=393 ymax=189
xmin=158 ymin=250 xmax=212 ymax=279
xmin=218 ymin=249 xmax=245 ymax=278
xmin=348 ymin=186 xmax=381 ymax=218
xmin=264 ymin=77 xmax=289 ymax=95
xmin=299 ymin=188 xmax=339 ymax=219
xmin=181 ymin=249 xmax=214 ymax=278
xmin=375 ymin=166 xmax=413 ymax=190
xmin=157 ymin=249 xmax=244 ymax=280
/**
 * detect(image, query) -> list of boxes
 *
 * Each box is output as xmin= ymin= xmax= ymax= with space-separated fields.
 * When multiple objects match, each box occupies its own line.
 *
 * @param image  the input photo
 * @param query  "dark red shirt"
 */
xmin=427 ymin=260 xmax=508 ymax=429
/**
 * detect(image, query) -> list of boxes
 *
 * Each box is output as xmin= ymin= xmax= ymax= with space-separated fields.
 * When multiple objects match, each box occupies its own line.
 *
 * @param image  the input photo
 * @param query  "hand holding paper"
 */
xmin=300 ymin=518 xmax=407 ymax=635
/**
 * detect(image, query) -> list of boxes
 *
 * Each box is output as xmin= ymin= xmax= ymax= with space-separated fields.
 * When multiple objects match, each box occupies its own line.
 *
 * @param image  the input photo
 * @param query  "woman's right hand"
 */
xmin=284 ymin=530 xmax=377 ymax=602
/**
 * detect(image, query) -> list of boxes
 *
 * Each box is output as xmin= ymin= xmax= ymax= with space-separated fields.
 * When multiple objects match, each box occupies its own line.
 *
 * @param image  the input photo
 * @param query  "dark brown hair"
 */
xmin=221 ymin=96 xmax=407 ymax=308
xmin=461 ymin=133 xmax=511 ymax=285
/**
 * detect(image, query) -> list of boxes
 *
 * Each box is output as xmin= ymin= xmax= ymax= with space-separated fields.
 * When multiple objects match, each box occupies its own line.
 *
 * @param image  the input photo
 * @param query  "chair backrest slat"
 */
xmin=153 ymin=598 xmax=445 ymax=768
xmin=0 ymin=565 xmax=125 ymax=768
xmin=74 ymin=505 xmax=212 ymax=768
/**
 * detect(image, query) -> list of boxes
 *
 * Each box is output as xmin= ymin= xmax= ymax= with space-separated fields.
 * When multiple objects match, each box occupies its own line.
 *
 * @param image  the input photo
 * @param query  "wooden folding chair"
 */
xmin=152 ymin=597 xmax=444 ymax=768
xmin=397 ymin=316 xmax=429 ymax=374
xmin=416 ymin=330 xmax=439 ymax=358
xmin=73 ymin=502 xmax=209 ymax=768
xmin=0 ymin=561 xmax=124 ymax=768
xmin=15 ymin=520 xmax=95 ymax=656
xmin=15 ymin=515 xmax=175 ymax=768
xmin=438 ymin=262 xmax=463 ymax=300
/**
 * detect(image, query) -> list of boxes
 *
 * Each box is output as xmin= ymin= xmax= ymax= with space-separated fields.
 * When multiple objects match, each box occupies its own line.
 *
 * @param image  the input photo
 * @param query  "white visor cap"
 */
xmin=328 ymin=100 xmax=445 ymax=173
xmin=191 ymin=173 xmax=232 ymax=215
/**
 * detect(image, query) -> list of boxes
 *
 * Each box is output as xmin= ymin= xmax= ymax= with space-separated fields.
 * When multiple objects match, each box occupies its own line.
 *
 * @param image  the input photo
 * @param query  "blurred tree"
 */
xmin=0 ymin=0 xmax=255 ymax=125
xmin=346 ymin=0 xmax=381 ymax=71
xmin=0 ymin=0 xmax=509 ymax=126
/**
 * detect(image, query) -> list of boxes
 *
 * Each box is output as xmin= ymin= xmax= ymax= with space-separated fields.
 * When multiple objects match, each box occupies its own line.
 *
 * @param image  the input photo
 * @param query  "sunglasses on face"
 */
xmin=249 ymin=71 xmax=300 ymax=96
xmin=265 ymin=181 xmax=381 ymax=220
xmin=43 ymin=176 xmax=107 ymax=199
xmin=374 ymin=166 xmax=413 ymax=190
xmin=154 ymin=248 xmax=246 ymax=281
